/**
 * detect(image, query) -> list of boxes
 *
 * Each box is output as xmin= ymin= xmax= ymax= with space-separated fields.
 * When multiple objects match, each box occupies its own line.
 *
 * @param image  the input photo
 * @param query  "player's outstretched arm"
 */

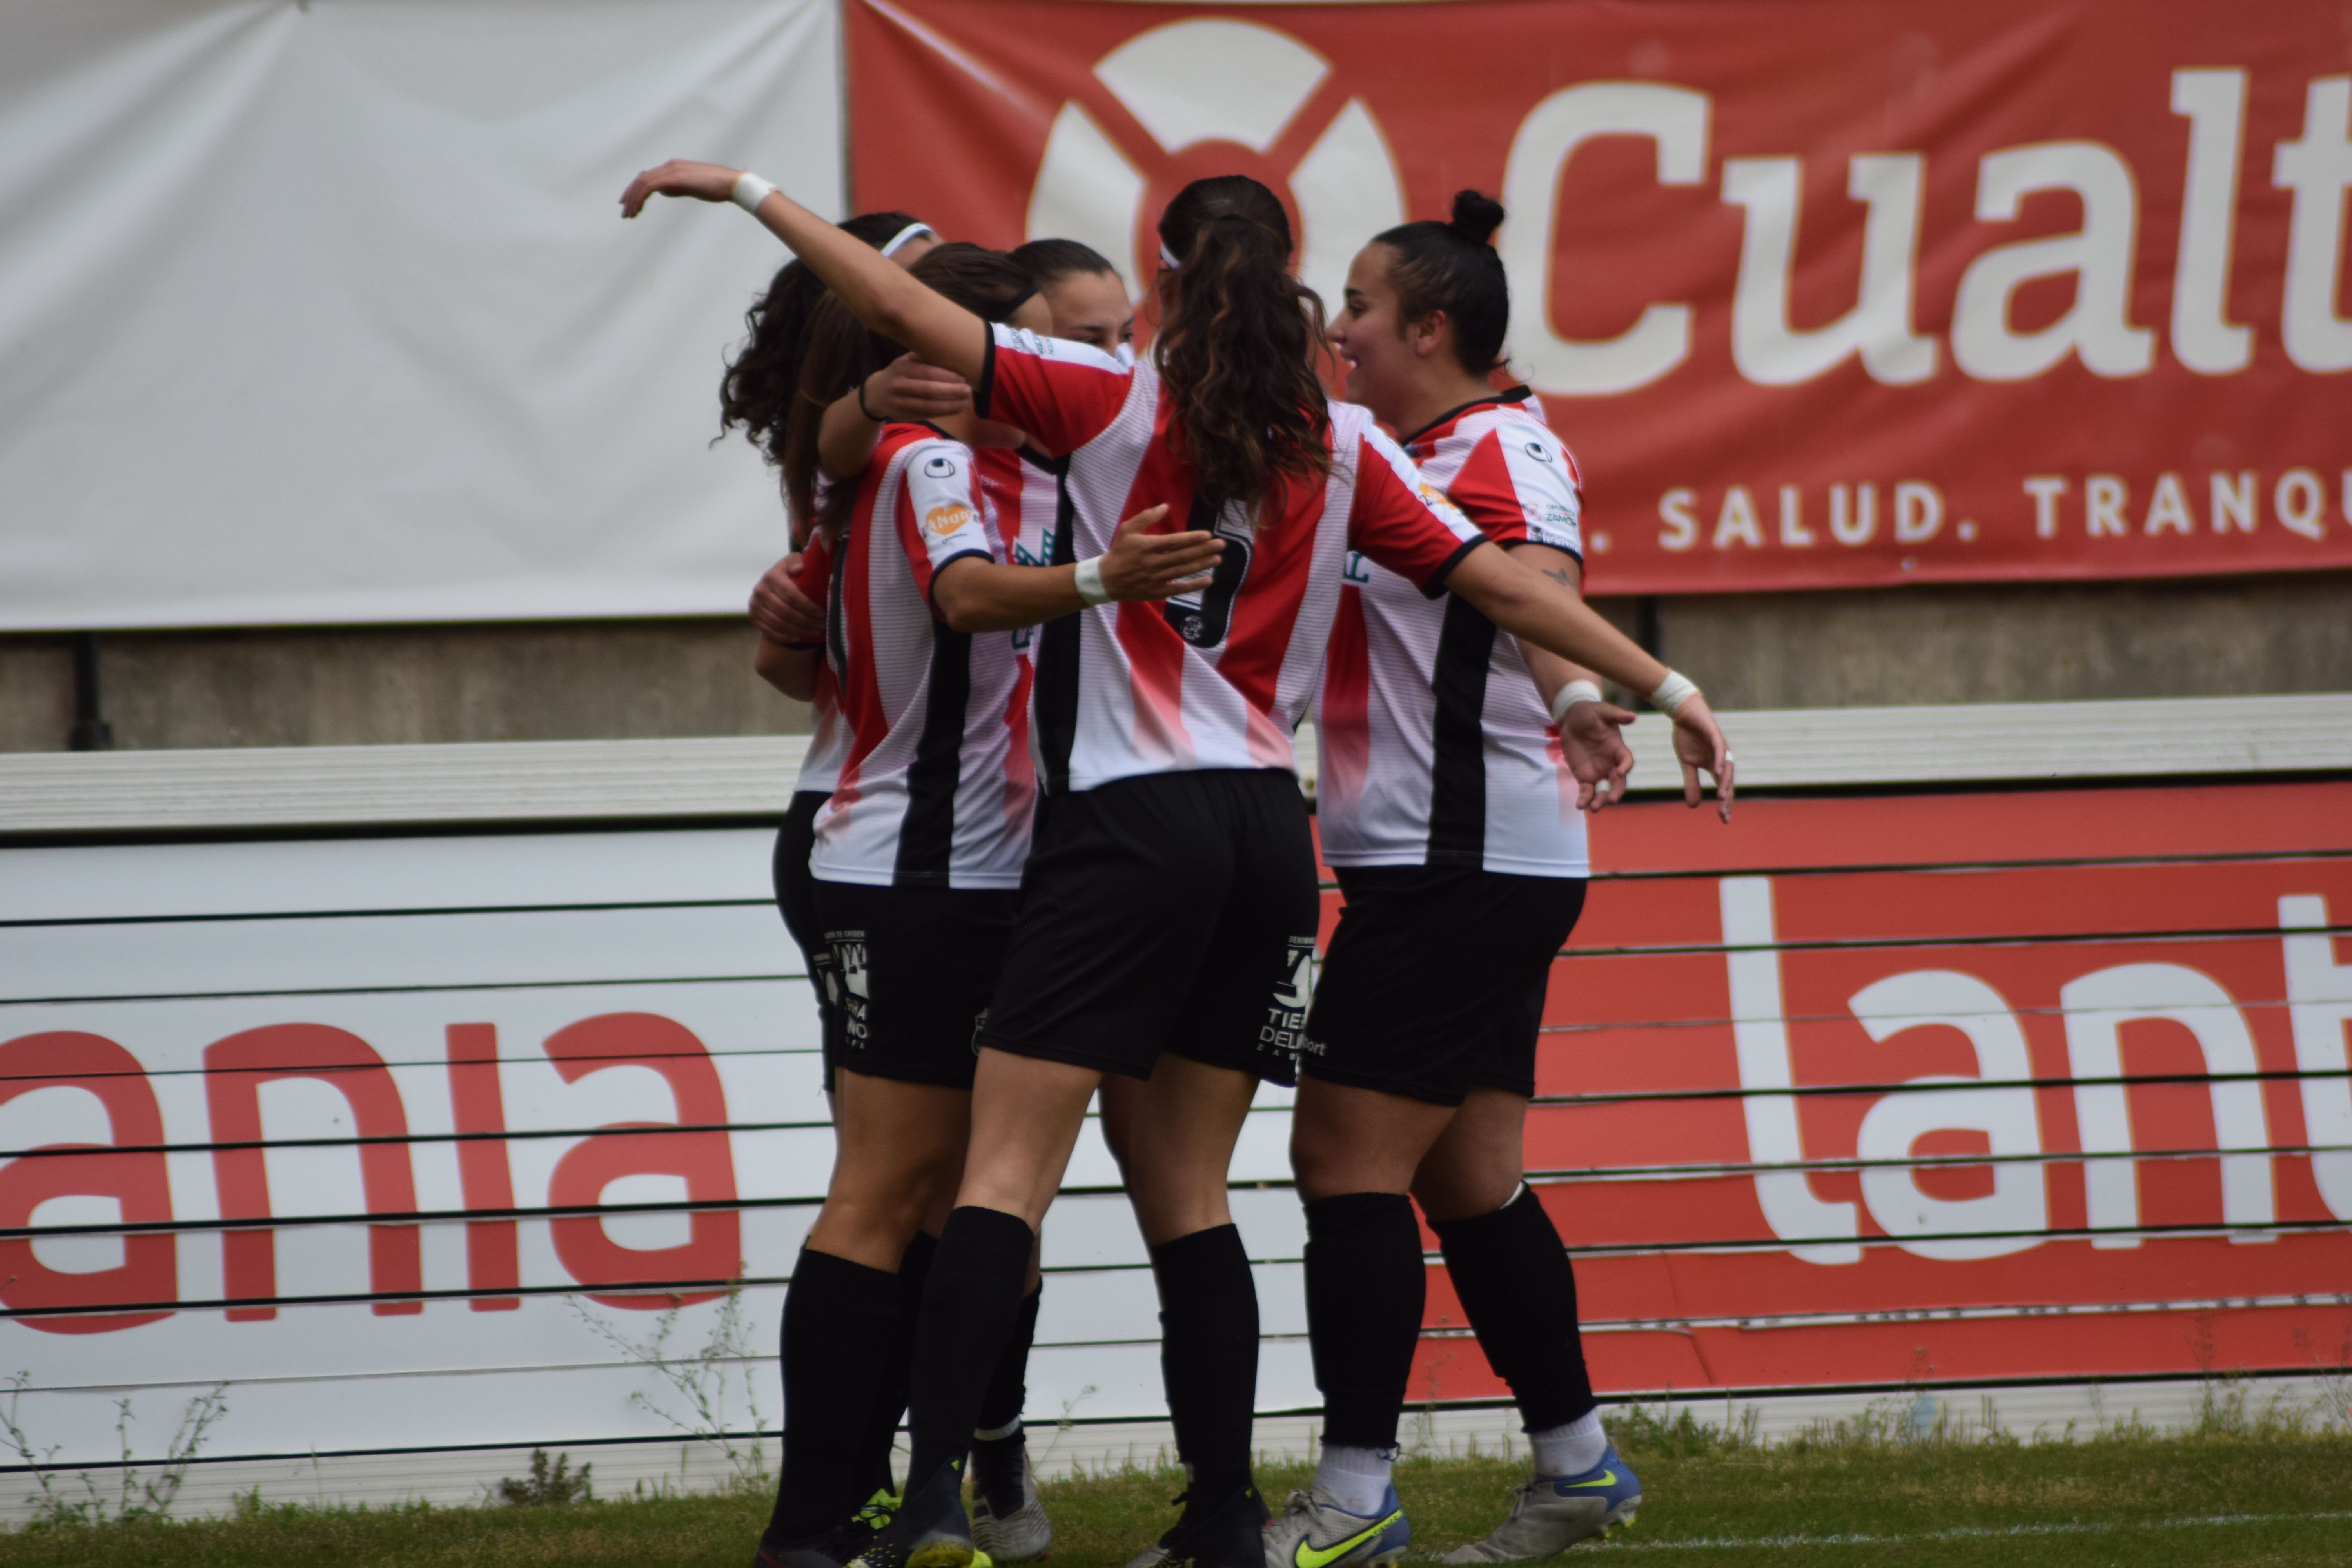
xmin=620 ymin=160 xmax=989 ymax=384
xmin=818 ymin=356 xmax=973 ymax=479
xmin=1445 ymin=543 xmax=1734 ymax=819
xmin=1504 ymin=543 xmax=1633 ymax=812
xmin=931 ymin=505 xmax=1223 ymax=634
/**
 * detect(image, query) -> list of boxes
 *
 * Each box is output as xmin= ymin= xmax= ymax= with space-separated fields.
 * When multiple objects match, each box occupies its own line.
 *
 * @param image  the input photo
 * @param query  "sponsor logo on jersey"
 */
xmin=1418 ymin=482 xmax=1475 ymax=530
xmin=924 ymin=503 xmax=973 ymax=537
xmin=922 ymin=455 xmax=961 ymax=481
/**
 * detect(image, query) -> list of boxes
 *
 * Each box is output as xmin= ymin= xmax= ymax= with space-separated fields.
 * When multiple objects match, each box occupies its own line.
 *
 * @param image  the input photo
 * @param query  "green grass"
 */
xmin=7 ymin=1406 xmax=2352 ymax=1568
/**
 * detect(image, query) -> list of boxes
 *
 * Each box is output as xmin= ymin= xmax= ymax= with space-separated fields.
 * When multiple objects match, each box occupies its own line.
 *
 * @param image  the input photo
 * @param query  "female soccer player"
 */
xmin=621 ymin=160 xmax=1731 ymax=1568
xmin=1267 ymin=193 xmax=1709 ymax=1568
xmin=734 ymin=208 xmax=945 ymax=1102
xmin=746 ymin=241 xmax=1218 ymax=1568
xmin=799 ymin=238 xmax=1140 ymax=1560
xmin=1011 ymin=238 xmax=1135 ymax=358
xmin=735 ymin=210 xmax=985 ymax=1544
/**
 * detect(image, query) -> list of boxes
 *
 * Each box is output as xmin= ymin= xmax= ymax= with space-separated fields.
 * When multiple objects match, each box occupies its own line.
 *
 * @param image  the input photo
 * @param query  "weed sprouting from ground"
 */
xmin=0 ymin=1373 xmax=228 ymax=1528
xmin=495 ymin=1449 xmax=593 ymax=1507
xmin=570 ymin=1281 xmax=769 ymax=1493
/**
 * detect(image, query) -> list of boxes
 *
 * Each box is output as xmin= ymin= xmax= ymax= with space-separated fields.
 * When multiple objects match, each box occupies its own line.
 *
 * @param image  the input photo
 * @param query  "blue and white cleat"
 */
xmin=1438 ymin=1446 xmax=1640 ymax=1562
xmin=1261 ymin=1484 xmax=1410 ymax=1568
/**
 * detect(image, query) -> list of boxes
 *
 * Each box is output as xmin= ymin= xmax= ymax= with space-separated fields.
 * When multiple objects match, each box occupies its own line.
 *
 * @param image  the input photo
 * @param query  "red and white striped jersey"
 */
xmin=788 ymin=525 xmax=851 ymax=797
xmin=1314 ymin=392 xmax=1591 ymax=877
xmin=978 ymin=324 xmax=1487 ymax=795
xmin=807 ymin=424 xmax=1037 ymax=889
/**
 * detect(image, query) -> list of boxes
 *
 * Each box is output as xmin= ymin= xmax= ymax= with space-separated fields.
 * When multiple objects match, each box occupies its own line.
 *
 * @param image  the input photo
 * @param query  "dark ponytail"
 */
xmin=719 ymin=209 xmax=927 ymax=495
xmin=787 ymin=243 xmax=1040 ymax=541
xmin=1371 ymin=190 xmax=1511 ymax=375
xmin=1153 ymin=176 xmax=1331 ymax=517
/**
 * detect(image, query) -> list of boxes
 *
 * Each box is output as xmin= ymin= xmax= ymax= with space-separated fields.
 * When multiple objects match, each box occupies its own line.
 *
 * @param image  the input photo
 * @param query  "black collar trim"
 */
xmin=1397 ymin=385 xmax=1535 ymax=448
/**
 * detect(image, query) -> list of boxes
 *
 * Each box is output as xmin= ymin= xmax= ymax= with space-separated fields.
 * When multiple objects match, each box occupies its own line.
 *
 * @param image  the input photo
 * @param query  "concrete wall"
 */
xmin=2 ymin=571 xmax=2346 ymax=751
xmin=0 ymin=621 xmax=814 ymax=752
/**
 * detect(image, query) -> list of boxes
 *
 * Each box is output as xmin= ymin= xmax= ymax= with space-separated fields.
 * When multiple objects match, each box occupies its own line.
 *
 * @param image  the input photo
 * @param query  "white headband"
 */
xmin=881 ymin=221 xmax=936 ymax=258
xmin=1158 ymin=240 xmax=1181 ymax=271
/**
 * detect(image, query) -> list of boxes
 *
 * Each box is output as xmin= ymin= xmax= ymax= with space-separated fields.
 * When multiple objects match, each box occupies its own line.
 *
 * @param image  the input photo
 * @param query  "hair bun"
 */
xmin=1447 ymin=189 xmax=1505 ymax=247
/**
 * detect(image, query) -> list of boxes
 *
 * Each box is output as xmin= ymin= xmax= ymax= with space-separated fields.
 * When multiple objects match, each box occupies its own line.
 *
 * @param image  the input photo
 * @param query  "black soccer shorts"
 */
xmin=1302 ymin=864 xmax=1587 ymax=1105
xmin=774 ymin=790 xmax=850 ymax=1091
xmin=814 ymin=878 xmax=1019 ymax=1090
xmin=977 ymin=767 xmax=1320 ymax=1085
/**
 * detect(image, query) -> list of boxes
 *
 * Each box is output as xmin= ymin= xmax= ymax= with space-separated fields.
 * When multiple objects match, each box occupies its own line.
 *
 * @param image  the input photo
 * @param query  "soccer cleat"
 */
xmin=757 ymin=1514 xmax=878 ymax=1568
xmin=1123 ymin=1483 xmax=1272 ymax=1568
xmin=970 ymin=1436 xmax=1052 ymax=1563
xmin=848 ymin=1459 xmax=976 ymax=1568
xmin=857 ymin=1490 xmax=901 ymax=1531
xmin=1437 ymin=1445 xmax=1641 ymax=1562
xmin=1261 ymin=1485 xmax=1410 ymax=1568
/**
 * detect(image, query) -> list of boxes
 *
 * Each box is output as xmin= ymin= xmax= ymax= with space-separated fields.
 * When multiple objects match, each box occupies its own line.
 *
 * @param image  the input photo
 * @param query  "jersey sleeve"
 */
xmin=976 ymin=324 xmax=1134 ymax=456
xmin=898 ymin=438 xmax=999 ymax=612
xmin=1443 ymin=425 xmax=1584 ymax=559
xmin=1346 ymin=426 xmax=1488 ymax=597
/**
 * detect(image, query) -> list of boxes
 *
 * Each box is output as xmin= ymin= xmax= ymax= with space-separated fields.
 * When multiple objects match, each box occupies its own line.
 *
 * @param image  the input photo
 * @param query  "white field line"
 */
xmin=1597 ymin=1508 xmax=2352 ymax=1551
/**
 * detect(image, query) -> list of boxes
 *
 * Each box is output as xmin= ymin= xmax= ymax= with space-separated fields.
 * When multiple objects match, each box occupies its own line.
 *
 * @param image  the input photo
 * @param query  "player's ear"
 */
xmin=1412 ymin=308 xmax=1449 ymax=360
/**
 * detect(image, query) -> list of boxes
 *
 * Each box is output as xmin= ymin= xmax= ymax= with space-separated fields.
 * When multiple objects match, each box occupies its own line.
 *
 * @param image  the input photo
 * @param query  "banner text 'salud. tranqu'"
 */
xmin=846 ymin=0 xmax=2352 ymax=593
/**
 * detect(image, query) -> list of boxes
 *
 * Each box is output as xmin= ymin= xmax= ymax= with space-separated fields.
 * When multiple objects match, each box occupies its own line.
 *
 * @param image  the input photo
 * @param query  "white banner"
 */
xmin=0 ymin=828 xmax=1308 ymax=1466
xmin=0 ymin=0 xmax=842 ymax=632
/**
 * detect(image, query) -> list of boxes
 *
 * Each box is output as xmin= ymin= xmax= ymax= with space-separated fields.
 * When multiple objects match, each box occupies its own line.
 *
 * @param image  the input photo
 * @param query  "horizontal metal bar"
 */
xmin=8 ymin=1080 xmax=2340 ymax=1163
xmin=0 ymin=897 xmax=773 ymax=932
xmin=8 ymin=922 xmax=2337 ymax=1013
xmin=9 ymin=848 xmax=2349 ymax=932
xmin=1559 ymin=922 xmax=2350 ymax=960
xmin=1527 ymin=1142 xmax=2346 ymax=1185
xmin=7 ymin=1218 xmax=2345 ymax=1318
xmin=1525 ymin=1066 xmax=2350 ymax=1108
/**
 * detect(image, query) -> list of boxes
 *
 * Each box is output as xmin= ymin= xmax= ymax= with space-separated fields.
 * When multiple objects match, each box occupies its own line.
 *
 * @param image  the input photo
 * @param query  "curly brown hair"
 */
xmin=717 ymin=211 xmax=925 ymax=532
xmin=786 ymin=243 xmax=1040 ymax=542
xmin=1152 ymin=176 xmax=1332 ymax=518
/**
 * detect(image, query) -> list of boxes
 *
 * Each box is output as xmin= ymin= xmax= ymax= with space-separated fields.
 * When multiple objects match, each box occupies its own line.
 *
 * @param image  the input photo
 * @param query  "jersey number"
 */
xmin=1161 ymin=498 xmax=1254 ymax=649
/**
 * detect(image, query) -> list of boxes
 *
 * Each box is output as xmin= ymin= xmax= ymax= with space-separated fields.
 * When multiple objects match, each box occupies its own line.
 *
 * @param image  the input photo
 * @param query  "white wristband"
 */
xmin=1650 ymin=670 xmax=1699 ymax=716
xmin=1072 ymin=556 xmax=1111 ymax=607
xmin=731 ymin=171 xmax=778 ymax=212
xmin=1548 ymin=680 xmax=1604 ymax=727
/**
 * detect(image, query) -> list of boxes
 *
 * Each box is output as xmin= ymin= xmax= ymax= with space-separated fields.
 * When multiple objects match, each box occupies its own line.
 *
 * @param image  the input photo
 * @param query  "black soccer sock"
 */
xmin=971 ymin=1283 xmax=1041 ymax=1513
xmin=1303 ymin=1193 xmax=1427 ymax=1451
xmin=1148 ymin=1223 xmax=1261 ymax=1503
xmin=766 ymin=1245 xmax=902 ymax=1545
xmin=906 ymin=1206 xmax=1035 ymax=1489
xmin=975 ymin=1282 xmax=1040 ymax=1437
xmin=1430 ymin=1185 xmax=1596 ymax=1431
xmin=852 ymin=1229 xmax=935 ymax=1501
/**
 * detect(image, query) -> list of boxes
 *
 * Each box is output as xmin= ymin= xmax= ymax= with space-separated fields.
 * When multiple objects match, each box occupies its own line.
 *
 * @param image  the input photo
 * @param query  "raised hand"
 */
xmin=1670 ymin=693 xmax=1735 ymax=822
xmin=1559 ymin=697 xmax=1637 ymax=813
xmin=863 ymin=355 xmax=972 ymax=421
xmin=619 ymin=160 xmax=740 ymax=217
xmin=749 ymin=554 xmax=824 ymax=645
xmin=1097 ymin=505 xmax=1223 ymax=602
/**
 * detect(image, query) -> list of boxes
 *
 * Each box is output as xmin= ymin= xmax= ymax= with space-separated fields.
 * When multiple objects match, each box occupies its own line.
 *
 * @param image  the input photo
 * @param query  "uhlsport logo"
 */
xmin=1024 ymin=18 xmax=1408 ymax=311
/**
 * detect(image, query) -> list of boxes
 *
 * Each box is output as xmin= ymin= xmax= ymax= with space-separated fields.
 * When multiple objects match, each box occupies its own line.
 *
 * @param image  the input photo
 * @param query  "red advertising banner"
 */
xmin=844 ymin=0 xmax=2352 ymax=594
xmin=1387 ymin=782 xmax=2352 ymax=1398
